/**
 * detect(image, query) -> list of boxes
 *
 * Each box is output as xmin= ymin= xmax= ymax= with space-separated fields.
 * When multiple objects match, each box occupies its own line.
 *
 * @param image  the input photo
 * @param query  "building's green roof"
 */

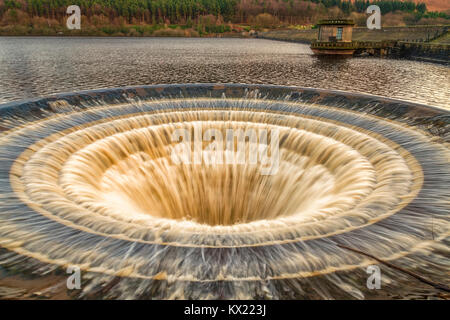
xmin=317 ymin=19 xmax=355 ymax=26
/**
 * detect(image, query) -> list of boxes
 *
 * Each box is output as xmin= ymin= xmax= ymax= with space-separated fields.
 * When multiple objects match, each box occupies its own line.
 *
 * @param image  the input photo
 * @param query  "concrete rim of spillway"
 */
xmin=0 ymin=83 xmax=448 ymax=120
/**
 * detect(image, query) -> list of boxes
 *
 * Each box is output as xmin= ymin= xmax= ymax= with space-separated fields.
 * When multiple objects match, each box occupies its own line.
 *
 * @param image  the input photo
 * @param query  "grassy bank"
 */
xmin=1 ymin=0 xmax=449 ymax=38
xmin=0 ymin=23 xmax=253 ymax=37
xmin=431 ymin=30 xmax=450 ymax=44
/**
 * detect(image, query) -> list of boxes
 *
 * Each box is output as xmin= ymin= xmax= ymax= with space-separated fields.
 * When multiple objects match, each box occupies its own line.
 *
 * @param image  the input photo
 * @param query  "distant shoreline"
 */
xmin=1 ymin=26 xmax=448 ymax=66
xmin=1 ymin=24 xmax=448 ymax=42
xmin=0 ymin=34 xmax=248 ymax=38
xmin=0 ymin=31 xmax=249 ymax=38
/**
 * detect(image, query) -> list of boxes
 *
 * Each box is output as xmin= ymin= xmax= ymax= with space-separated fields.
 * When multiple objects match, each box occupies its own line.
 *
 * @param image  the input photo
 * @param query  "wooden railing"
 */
xmin=310 ymin=41 xmax=356 ymax=50
xmin=311 ymin=40 xmax=396 ymax=49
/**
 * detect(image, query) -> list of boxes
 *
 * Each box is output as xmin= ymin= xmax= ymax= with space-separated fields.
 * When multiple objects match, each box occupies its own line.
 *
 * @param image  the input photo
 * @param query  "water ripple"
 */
xmin=0 ymin=37 xmax=448 ymax=109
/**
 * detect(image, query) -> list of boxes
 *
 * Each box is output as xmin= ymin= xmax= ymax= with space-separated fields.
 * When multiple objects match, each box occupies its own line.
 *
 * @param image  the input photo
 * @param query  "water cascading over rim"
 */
xmin=0 ymin=84 xmax=448 ymax=299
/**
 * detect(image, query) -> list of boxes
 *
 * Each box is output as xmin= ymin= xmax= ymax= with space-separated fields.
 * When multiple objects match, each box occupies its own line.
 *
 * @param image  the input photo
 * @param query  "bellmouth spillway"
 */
xmin=0 ymin=84 xmax=448 ymax=299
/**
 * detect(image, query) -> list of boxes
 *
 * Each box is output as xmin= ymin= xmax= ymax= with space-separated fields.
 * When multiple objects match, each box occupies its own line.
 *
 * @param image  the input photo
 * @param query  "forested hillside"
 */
xmin=0 ymin=0 xmax=448 ymax=36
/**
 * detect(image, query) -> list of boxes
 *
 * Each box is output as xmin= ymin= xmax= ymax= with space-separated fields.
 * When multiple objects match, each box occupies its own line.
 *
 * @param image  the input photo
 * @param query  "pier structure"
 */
xmin=311 ymin=19 xmax=356 ymax=55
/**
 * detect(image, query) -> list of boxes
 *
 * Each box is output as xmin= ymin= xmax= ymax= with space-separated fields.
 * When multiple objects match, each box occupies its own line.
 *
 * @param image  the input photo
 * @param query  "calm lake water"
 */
xmin=0 ymin=37 xmax=448 ymax=109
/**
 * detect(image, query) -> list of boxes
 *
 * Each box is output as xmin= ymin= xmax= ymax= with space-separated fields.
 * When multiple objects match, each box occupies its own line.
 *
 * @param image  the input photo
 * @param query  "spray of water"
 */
xmin=0 ymin=85 xmax=448 ymax=299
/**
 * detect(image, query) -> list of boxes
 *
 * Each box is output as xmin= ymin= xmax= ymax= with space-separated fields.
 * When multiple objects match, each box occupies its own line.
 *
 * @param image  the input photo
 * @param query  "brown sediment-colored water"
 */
xmin=0 ymin=84 xmax=448 ymax=299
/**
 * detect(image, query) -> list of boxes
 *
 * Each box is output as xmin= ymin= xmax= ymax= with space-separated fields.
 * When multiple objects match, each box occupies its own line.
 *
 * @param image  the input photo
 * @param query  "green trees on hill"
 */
xmin=354 ymin=1 xmax=419 ymax=14
xmin=0 ymin=0 xmax=435 ymax=24
xmin=1 ymin=0 xmax=238 ymax=23
xmin=0 ymin=0 xmax=446 ymax=35
xmin=308 ymin=0 xmax=424 ymax=15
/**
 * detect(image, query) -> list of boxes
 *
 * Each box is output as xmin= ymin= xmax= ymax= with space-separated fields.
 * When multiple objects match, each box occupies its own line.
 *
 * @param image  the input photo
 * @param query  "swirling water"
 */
xmin=0 ymin=90 xmax=448 ymax=299
xmin=0 ymin=38 xmax=449 ymax=299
